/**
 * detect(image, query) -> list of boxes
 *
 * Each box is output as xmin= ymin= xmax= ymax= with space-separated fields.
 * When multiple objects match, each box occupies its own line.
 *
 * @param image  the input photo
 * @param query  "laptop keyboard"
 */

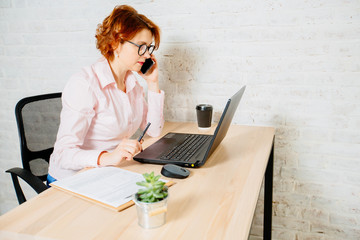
xmin=160 ymin=134 xmax=212 ymax=162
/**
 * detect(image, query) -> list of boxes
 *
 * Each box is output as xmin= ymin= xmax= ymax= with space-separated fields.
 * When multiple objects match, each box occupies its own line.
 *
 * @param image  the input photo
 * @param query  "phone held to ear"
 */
xmin=141 ymin=58 xmax=154 ymax=74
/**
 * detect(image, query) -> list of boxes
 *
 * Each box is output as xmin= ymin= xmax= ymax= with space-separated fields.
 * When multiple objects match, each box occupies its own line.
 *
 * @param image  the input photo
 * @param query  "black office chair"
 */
xmin=6 ymin=93 xmax=62 ymax=204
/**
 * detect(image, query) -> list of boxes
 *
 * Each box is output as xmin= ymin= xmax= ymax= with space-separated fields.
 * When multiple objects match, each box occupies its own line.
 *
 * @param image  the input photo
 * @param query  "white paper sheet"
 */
xmin=51 ymin=167 xmax=153 ymax=208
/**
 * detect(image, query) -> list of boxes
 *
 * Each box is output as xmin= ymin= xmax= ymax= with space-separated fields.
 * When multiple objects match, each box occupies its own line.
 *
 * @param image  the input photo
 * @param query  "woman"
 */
xmin=47 ymin=5 xmax=164 ymax=183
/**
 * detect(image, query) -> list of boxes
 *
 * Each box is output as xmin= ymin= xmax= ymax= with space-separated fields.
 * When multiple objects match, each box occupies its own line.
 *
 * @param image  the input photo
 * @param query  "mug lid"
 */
xmin=196 ymin=104 xmax=213 ymax=111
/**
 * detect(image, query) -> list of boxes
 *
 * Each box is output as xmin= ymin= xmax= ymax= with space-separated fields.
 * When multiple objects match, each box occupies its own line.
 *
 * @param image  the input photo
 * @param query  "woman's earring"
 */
xmin=116 ymin=52 xmax=119 ymax=58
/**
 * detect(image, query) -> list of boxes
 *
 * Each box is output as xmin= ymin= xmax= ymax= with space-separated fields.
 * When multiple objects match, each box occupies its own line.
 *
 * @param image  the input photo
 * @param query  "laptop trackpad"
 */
xmin=163 ymin=133 xmax=177 ymax=139
xmin=139 ymin=133 xmax=187 ymax=158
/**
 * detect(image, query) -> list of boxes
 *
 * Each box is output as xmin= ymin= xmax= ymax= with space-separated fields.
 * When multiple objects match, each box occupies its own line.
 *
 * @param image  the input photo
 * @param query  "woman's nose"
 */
xmin=143 ymin=50 xmax=151 ymax=59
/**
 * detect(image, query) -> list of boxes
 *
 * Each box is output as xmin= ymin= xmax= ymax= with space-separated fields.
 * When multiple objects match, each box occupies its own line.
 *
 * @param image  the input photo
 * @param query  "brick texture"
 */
xmin=1 ymin=1 xmax=359 ymax=239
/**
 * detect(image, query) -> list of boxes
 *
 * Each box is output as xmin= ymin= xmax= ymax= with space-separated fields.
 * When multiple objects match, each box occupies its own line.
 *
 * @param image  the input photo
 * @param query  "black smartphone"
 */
xmin=141 ymin=58 xmax=154 ymax=74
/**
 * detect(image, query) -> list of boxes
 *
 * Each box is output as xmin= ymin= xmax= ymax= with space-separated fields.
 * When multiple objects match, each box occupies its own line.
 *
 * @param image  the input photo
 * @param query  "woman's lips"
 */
xmin=138 ymin=61 xmax=144 ymax=65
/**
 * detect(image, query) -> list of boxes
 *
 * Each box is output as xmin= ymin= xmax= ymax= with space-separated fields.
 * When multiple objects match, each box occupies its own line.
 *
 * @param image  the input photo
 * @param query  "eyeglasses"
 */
xmin=126 ymin=40 xmax=155 ymax=56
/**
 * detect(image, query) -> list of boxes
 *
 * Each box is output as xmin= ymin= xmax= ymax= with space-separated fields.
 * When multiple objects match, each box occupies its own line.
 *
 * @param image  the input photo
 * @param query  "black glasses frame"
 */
xmin=127 ymin=40 xmax=155 ymax=56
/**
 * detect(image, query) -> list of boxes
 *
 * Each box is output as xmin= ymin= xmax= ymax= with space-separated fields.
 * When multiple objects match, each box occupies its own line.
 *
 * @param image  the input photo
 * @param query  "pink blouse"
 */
xmin=48 ymin=57 xmax=164 ymax=180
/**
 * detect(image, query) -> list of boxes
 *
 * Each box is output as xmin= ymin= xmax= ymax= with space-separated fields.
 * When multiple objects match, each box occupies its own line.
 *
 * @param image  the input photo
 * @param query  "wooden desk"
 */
xmin=0 ymin=122 xmax=275 ymax=240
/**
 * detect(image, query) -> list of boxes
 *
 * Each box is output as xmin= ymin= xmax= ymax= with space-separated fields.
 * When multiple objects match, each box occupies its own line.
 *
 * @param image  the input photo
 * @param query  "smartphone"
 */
xmin=141 ymin=58 xmax=154 ymax=74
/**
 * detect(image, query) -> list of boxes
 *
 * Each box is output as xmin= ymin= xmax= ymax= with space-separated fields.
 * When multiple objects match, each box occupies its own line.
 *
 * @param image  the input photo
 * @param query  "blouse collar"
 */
xmin=93 ymin=57 xmax=137 ymax=92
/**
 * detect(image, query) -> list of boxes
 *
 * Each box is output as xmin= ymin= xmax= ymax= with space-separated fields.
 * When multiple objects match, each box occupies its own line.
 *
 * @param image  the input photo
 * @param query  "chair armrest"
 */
xmin=6 ymin=167 xmax=48 ymax=194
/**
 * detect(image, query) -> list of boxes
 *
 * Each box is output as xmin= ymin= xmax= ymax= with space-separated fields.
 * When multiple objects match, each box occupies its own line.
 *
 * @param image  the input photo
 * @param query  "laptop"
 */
xmin=134 ymin=86 xmax=246 ymax=168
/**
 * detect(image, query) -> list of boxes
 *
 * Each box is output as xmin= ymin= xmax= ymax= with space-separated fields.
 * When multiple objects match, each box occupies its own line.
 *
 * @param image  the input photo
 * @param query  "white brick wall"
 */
xmin=1 ymin=0 xmax=359 ymax=239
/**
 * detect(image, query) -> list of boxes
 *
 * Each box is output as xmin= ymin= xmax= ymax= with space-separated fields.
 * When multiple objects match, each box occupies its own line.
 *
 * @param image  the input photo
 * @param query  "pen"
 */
xmin=138 ymin=122 xmax=151 ymax=142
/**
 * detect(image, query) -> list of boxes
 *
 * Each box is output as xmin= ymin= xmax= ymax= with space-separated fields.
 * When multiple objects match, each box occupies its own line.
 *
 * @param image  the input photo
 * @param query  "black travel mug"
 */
xmin=196 ymin=104 xmax=213 ymax=130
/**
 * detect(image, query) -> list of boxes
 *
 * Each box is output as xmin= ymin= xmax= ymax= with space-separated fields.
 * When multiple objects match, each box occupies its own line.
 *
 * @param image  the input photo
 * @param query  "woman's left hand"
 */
xmin=138 ymin=55 xmax=160 ymax=93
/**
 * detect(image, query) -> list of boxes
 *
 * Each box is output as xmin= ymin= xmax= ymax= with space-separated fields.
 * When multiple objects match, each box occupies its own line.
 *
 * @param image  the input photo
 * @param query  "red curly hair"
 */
xmin=95 ymin=5 xmax=161 ymax=61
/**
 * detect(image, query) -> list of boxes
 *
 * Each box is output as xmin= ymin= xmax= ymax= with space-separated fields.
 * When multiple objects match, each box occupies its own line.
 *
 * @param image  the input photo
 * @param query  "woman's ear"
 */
xmin=112 ymin=42 xmax=121 ymax=58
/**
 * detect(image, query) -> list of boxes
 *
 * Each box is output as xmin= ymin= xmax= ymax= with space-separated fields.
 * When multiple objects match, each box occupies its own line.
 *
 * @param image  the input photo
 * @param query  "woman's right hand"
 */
xmin=98 ymin=139 xmax=142 ymax=166
xmin=138 ymin=55 xmax=160 ymax=93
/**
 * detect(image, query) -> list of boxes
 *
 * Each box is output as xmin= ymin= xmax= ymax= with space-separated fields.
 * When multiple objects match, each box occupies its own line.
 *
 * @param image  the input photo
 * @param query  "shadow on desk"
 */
xmin=201 ymin=146 xmax=231 ymax=169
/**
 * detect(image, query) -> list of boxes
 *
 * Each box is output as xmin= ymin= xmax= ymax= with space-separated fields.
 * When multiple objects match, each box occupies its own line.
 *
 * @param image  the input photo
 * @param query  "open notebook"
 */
xmin=51 ymin=167 xmax=173 ymax=211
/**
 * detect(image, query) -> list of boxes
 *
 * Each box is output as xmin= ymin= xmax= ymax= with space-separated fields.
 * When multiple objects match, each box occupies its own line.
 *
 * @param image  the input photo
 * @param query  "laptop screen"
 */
xmin=204 ymin=86 xmax=246 ymax=158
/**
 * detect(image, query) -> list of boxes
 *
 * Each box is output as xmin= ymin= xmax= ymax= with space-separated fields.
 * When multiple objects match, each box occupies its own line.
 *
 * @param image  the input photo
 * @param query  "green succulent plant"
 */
xmin=136 ymin=172 xmax=168 ymax=203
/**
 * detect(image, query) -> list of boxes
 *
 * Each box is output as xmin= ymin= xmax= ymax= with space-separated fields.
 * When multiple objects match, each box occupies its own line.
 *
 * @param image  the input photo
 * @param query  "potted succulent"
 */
xmin=134 ymin=172 xmax=169 ymax=228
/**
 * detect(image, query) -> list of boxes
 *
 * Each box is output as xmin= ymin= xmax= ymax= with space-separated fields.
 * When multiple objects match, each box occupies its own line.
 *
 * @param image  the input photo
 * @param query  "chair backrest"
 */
xmin=15 ymin=93 xmax=62 ymax=182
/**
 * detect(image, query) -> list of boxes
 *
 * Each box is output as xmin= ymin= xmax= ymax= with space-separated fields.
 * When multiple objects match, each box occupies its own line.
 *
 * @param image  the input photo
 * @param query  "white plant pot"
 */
xmin=133 ymin=193 xmax=169 ymax=229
